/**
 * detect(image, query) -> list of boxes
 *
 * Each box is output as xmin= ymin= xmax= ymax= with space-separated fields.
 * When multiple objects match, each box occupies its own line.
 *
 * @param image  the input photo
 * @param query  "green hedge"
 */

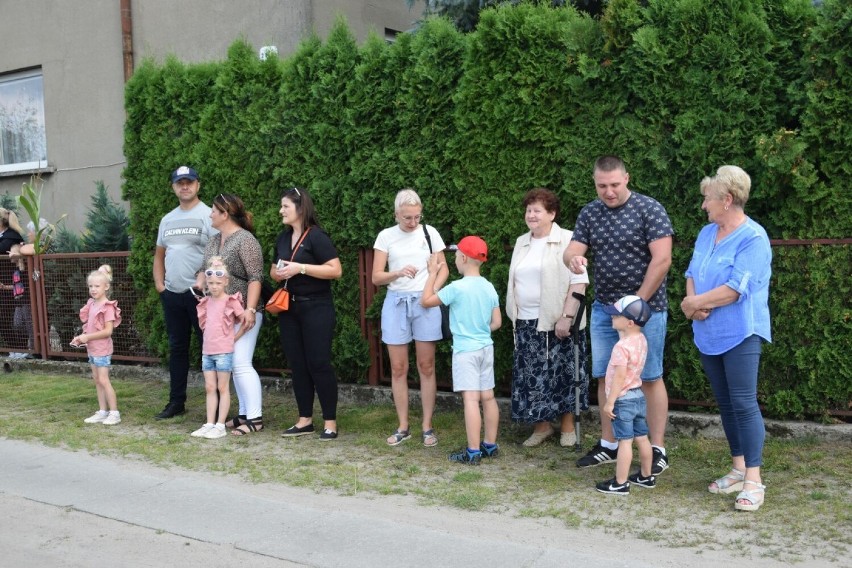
xmin=123 ymin=1 xmax=850 ymax=420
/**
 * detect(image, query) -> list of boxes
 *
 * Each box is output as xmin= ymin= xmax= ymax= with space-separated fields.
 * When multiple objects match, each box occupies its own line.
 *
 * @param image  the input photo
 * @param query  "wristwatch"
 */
xmin=562 ymin=313 xmax=574 ymax=319
xmin=300 ymin=264 xmax=307 ymax=275
xmin=248 ymin=307 xmax=257 ymax=314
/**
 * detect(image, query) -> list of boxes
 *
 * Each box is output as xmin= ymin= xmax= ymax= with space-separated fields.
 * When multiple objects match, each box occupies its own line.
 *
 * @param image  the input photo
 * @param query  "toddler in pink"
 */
xmin=73 ymin=265 xmax=122 ymax=426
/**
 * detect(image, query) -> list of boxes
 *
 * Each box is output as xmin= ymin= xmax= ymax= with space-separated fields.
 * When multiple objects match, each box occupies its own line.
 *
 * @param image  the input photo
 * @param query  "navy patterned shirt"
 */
xmin=571 ymin=192 xmax=673 ymax=311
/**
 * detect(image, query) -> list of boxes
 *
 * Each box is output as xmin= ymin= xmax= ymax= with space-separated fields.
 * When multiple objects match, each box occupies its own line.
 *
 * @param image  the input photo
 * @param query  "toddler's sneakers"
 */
xmin=628 ymin=471 xmax=657 ymax=488
xmin=449 ymin=447 xmax=482 ymax=465
xmin=102 ymin=411 xmax=121 ymax=426
xmin=595 ymin=477 xmax=630 ymax=495
xmin=84 ymin=410 xmax=109 ymax=424
xmin=191 ymin=423 xmax=215 ymax=437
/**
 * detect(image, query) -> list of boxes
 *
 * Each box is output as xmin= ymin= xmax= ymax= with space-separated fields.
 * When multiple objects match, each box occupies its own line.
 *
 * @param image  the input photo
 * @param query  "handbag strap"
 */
xmin=422 ymin=224 xmax=433 ymax=254
xmin=282 ymin=228 xmax=311 ymax=290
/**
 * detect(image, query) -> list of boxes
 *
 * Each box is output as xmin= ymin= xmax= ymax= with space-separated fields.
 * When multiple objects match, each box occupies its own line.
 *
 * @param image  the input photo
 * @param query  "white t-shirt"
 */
xmin=373 ymin=224 xmax=446 ymax=293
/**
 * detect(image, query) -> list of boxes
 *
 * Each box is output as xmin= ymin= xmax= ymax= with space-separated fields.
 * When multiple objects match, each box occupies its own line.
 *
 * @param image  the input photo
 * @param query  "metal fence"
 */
xmin=0 ymin=252 xmax=157 ymax=363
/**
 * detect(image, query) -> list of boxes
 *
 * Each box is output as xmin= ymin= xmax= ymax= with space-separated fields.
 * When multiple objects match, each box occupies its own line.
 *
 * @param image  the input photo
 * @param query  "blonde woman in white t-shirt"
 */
xmin=506 ymin=188 xmax=589 ymax=447
xmin=372 ymin=189 xmax=449 ymax=447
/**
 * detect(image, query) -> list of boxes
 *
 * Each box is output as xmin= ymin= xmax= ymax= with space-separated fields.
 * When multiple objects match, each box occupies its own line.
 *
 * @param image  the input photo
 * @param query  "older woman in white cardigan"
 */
xmin=507 ymin=188 xmax=588 ymax=447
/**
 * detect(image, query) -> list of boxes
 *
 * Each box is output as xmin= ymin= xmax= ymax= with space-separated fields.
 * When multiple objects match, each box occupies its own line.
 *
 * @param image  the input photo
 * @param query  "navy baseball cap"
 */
xmin=603 ymin=295 xmax=651 ymax=327
xmin=170 ymin=166 xmax=199 ymax=183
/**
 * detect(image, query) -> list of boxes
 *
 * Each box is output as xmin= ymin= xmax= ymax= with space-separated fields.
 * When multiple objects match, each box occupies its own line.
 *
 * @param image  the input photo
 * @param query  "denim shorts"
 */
xmin=202 ymin=353 xmax=233 ymax=372
xmin=451 ymin=345 xmax=495 ymax=392
xmin=381 ymin=290 xmax=442 ymax=344
xmin=611 ymin=388 xmax=649 ymax=441
xmin=591 ymin=300 xmax=666 ymax=381
xmin=88 ymin=355 xmax=111 ymax=368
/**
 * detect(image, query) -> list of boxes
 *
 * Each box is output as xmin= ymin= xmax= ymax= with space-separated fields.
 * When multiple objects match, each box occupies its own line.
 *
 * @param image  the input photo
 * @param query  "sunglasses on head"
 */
xmin=287 ymin=187 xmax=301 ymax=197
xmin=205 ymin=269 xmax=227 ymax=277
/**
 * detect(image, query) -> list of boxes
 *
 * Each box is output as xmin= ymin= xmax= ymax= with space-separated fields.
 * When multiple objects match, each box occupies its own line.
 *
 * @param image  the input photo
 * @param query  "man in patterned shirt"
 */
xmin=563 ymin=156 xmax=673 ymax=475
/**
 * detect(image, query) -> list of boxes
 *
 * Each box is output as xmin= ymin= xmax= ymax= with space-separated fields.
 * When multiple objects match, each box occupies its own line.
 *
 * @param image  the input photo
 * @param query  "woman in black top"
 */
xmin=271 ymin=187 xmax=343 ymax=440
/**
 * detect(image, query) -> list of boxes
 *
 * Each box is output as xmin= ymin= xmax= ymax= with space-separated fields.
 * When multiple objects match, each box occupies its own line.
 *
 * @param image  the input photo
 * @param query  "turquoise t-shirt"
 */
xmin=437 ymin=276 xmax=499 ymax=354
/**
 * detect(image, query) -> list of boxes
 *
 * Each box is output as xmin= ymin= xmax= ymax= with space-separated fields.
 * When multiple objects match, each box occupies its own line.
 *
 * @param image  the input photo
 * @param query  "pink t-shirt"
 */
xmin=197 ymin=292 xmax=244 ymax=355
xmin=604 ymin=333 xmax=647 ymax=398
xmin=80 ymin=299 xmax=121 ymax=357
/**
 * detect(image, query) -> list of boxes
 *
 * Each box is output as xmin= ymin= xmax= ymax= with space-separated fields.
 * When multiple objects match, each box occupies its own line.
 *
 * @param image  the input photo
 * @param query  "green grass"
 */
xmin=1 ymin=370 xmax=850 ymax=563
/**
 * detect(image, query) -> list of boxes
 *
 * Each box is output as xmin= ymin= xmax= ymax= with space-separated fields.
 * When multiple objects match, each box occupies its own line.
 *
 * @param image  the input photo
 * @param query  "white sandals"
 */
xmin=708 ymin=468 xmax=745 ymax=494
xmin=734 ymin=480 xmax=766 ymax=512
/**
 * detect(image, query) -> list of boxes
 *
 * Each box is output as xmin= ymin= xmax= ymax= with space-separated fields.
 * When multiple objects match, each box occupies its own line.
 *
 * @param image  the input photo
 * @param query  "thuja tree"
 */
xmin=122 ymin=1 xmax=850 ymax=418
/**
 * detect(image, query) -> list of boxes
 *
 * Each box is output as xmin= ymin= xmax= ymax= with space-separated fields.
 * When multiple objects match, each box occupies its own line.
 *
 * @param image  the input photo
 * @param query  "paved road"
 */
xmin=0 ymin=438 xmax=830 ymax=568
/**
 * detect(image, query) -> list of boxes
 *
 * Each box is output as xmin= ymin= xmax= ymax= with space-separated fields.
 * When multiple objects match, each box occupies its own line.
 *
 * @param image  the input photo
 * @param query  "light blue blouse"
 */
xmin=685 ymin=217 xmax=772 ymax=355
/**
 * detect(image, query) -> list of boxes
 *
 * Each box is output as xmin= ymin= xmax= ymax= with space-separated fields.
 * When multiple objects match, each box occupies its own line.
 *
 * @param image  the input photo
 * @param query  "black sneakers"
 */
xmin=628 ymin=471 xmax=657 ymax=488
xmin=595 ymin=477 xmax=630 ymax=495
xmin=576 ymin=442 xmax=618 ymax=468
xmin=155 ymin=404 xmax=185 ymax=420
xmin=651 ymin=447 xmax=669 ymax=475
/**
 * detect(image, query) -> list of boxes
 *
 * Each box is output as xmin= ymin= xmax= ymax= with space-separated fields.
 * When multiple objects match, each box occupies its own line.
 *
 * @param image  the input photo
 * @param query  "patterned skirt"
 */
xmin=511 ymin=318 xmax=589 ymax=423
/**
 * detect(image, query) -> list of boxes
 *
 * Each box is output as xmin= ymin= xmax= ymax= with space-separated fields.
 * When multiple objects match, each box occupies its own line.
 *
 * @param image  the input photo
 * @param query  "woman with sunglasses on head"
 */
xmin=372 ymin=189 xmax=448 ymax=448
xmin=197 ymin=193 xmax=265 ymax=435
xmin=273 ymin=187 xmax=343 ymax=441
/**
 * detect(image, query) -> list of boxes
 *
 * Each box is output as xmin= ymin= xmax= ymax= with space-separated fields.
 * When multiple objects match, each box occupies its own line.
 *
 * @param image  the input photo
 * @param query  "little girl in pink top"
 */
xmin=72 ymin=265 xmax=122 ymax=426
xmin=192 ymin=257 xmax=245 ymax=439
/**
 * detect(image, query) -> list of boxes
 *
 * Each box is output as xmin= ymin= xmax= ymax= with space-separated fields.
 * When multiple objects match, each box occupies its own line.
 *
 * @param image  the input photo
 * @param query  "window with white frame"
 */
xmin=0 ymin=69 xmax=47 ymax=173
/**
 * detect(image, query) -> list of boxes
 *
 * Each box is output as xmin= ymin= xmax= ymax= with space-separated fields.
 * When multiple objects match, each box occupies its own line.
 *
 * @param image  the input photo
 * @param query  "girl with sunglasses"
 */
xmin=191 ymin=258 xmax=245 ymax=439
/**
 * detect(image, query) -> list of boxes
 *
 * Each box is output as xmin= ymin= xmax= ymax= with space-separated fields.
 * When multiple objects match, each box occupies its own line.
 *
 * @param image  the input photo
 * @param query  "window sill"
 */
xmin=0 ymin=165 xmax=56 ymax=178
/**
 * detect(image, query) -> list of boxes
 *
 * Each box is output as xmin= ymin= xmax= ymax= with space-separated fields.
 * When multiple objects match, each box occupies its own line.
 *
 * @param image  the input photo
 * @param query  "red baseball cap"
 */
xmin=448 ymin=236 xmax=488 ymax=262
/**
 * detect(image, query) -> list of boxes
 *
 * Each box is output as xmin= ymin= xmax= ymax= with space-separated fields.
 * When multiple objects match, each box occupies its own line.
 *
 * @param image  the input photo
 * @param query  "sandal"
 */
xmin=225 ymin=415 xmax=246 ymax=429
xmin=422 ymin=429 xmax=438 ymax=447
xmin=708 ymin=468 xmax=745 ymax=494
xmin=734 ymin=480 xmax=766 ymax=512
xmin=387 ymin=429 xmax=411 ymax=446
xmin=231 ymin=417 xmax=263 ymax=436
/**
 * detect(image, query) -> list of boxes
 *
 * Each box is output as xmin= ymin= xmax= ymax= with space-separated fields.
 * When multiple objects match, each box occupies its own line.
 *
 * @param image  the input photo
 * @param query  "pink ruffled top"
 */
xmin=196 ymin=292 xmax=244 ymax=355
xmin=80 ymin=299 xmax=121 ymax=356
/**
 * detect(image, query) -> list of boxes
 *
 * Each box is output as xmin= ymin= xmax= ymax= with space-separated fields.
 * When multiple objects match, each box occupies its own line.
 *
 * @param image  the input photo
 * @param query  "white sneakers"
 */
xmin=192 ymin=423 xmax=226 ymax=439
xmin=203 ymin=424 xmax=227 ymax=439
xmin=85 ymin=411 xmax=120 ymax=425
xmin=191 ymin=423 xmax=215 ymax=437
xmin=102 ymin=411 xmax=121 ymax=425
xmin=84 ymin=411 xmax=109 ymax=423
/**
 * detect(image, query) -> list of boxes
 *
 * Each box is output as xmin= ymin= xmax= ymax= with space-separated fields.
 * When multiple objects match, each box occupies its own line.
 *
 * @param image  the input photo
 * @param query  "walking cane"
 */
xmin=570 ymin=291 xmax=586 ymax=452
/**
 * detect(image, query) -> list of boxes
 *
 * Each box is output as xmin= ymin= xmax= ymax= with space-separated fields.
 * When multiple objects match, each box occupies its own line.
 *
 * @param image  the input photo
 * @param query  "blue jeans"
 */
xmin=700 ymin=335 xmax=765 ymax=467
xmin=591 ymin=301 xmax=666 ymax=381
xmin=160 ymin=289 xmax=202 ymax=406
xmin=611 ymin=388 xmax=649 ymax=441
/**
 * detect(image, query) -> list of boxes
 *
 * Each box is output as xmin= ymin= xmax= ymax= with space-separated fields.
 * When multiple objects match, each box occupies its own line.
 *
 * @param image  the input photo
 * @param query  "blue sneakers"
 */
xmin=449 ymin=447 xmax=482 ymax=465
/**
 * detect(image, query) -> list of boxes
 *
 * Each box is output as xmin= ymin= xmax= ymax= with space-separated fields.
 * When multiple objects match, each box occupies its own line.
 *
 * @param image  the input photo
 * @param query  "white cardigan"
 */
xmin=506 ymin=222 xmax=589 ymax=332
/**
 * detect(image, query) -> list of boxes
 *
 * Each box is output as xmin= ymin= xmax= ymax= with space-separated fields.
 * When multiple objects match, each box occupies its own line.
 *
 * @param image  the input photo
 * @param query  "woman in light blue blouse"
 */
xmin=681 ymin=165 xmax=771 ymax=512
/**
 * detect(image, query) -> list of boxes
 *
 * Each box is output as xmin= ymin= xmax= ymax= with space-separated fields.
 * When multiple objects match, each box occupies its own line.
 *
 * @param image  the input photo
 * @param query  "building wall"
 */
xmin=0 ymin=0 xmax=422 ymax=232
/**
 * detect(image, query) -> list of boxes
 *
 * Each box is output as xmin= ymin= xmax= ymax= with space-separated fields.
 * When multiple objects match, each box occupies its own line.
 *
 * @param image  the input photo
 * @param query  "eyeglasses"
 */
xmin=287 ymin=187 xmax=301 ymax=197
xmin=205 ymin=269 xmax=227 ymax=277
xmin=400 ymin=214 xmax=422 ymax=222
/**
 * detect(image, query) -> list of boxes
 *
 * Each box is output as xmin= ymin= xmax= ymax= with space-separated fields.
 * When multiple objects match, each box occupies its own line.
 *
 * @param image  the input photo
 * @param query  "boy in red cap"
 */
xmin=421 ymin=236 xmax=501 ymax=465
